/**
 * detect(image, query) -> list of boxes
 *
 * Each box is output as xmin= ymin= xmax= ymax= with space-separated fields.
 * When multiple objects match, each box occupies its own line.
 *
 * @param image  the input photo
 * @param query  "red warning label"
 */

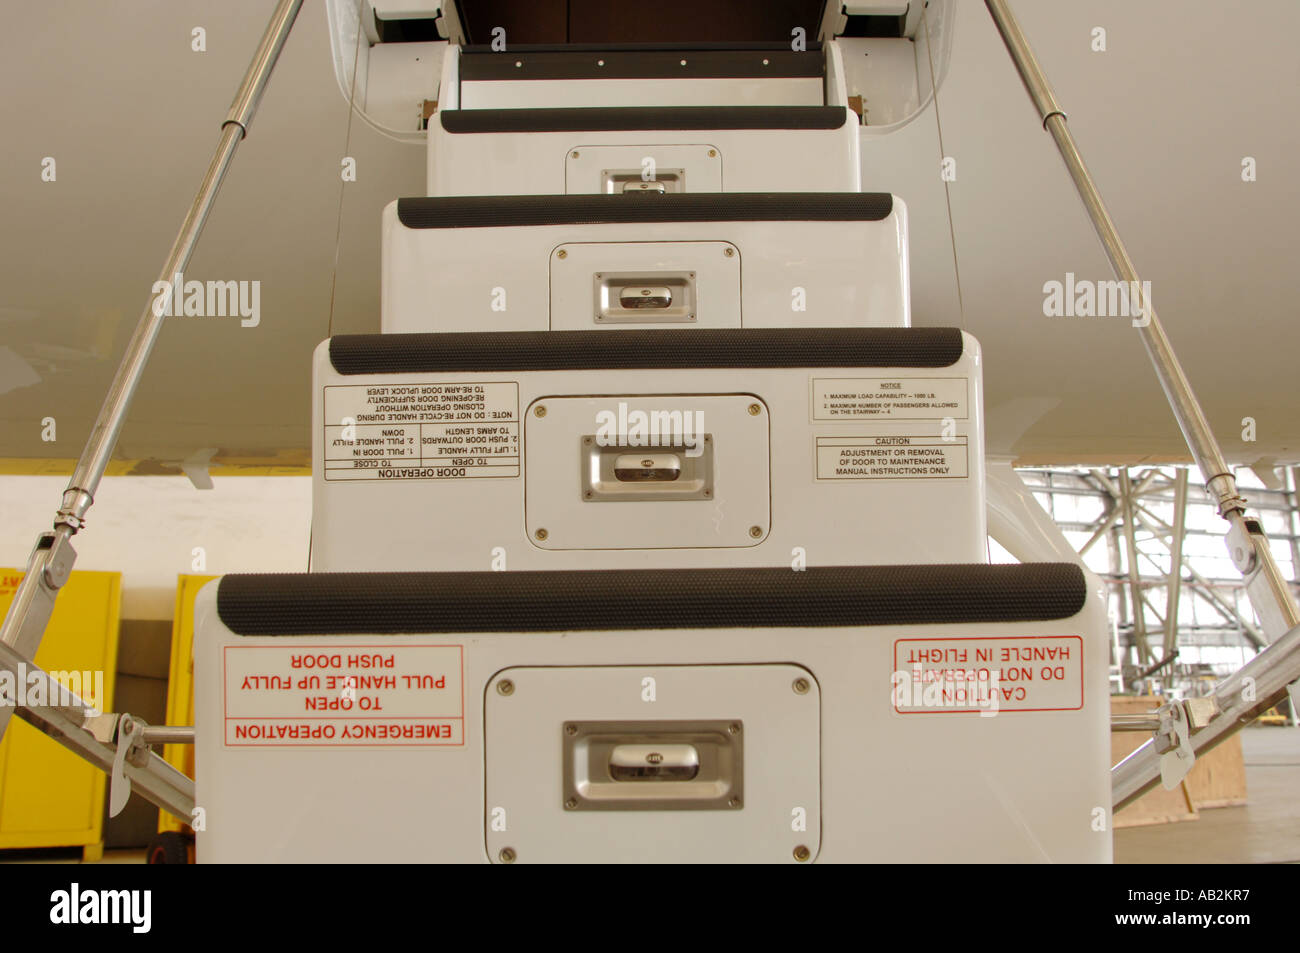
xmin=223 ymin=644 xmax=464 ymax=746
xmin=891 ymin=636 xmax=1083 ymax=714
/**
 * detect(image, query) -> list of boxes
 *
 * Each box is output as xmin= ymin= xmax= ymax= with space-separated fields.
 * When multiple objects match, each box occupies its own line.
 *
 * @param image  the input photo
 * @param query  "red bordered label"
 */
xmin=892 ymin=635 xmax=1083 ymax=714
xmin=223 ymin=644 xmax=464 ymax=746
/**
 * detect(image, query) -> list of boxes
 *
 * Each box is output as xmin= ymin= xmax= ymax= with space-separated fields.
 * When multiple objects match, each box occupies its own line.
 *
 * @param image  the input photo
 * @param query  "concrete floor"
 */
xmin=1114 ymin=725 xmax=1300 ymax=864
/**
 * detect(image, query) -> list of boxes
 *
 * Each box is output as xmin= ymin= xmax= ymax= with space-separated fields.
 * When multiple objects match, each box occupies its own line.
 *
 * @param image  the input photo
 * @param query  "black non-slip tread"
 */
xmin=327 ymin=327 xmax=964 ymax=374
xmin=440 ymin=105 xmax=849 ymax=133
xmin=217 ymin=564 xmax=1090 ymax=636
xmin=394 ymin=192 xmax=893 ymax=228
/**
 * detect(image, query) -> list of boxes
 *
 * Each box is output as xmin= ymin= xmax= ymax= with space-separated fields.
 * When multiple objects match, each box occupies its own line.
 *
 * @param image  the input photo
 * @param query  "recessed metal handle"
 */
xmin=563 ymin=720 xmax=743 ymax=811
xmin=613 ymin=453 xmax=681 ymax=482
xmin=618 ymin=286 xmax=673 ymax=309
xmin=602 ymin=168 xmax=684 ymax=193
xmin=582 ymin=438 xmax=712 ymax=501
xmin=622 ymin=180 xmax=667 ymax=194
xmin=609 ymin=743 xmax=700 ymax=781
xmin=594 ymin=272 xmax=696 ymax=324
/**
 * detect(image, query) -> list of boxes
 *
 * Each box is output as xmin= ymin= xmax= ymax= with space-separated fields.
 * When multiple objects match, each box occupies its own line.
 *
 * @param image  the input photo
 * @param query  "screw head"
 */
xmin=749 ymin=525 xmax=763 ymax=539
xmin=564 ymin=797 xmax=578 ymax=809
xmin=793 ymin=845 xmax=811 ymax=862
xmin=571 ymin=151 xmax=579 ymax=158
xmin=724 ymin=247 xmax=734 ymax=257
xmin=728 ymin=722 xmax=741 ymax=734
xmin=556 ymin=249 xmax=568 ymax=259
xmin=565 ymin=723 xmax=578 ymax=735
xmin=535 ymin=528 xmax=548 ymax=541
xmin=728 ymin=797 xmax=742 ymax=808
xmin=748 ymin=403 xmax=762 ymax=416
xmin=708 ymin=149 xmax=717 ymax=158
xmin=499 ymin=847 xmax=517 ymax=863
xmin=534 ymin=405 xmax=547 ymax=417
xmin=793 ymin=677 xmax=810 ymax=695
xmin=497 ymin=679 xmax=514 ymax=696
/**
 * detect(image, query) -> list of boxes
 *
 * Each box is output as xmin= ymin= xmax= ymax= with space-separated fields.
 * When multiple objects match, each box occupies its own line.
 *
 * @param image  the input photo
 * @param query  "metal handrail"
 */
xmin=0 ymin=0 xmax=303 ymax=760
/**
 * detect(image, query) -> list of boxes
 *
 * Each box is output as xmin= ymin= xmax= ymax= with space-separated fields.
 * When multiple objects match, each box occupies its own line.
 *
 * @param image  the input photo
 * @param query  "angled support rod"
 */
xmin=0 ymin=0 xmax=304 ymax=744
xmin=984 ymin=0 xmax=1300 ymax=800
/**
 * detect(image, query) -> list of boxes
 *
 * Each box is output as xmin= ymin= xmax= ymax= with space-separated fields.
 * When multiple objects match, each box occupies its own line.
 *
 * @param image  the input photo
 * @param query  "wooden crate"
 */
xmin=1186 ymin=731 xmax=1248 ymax=809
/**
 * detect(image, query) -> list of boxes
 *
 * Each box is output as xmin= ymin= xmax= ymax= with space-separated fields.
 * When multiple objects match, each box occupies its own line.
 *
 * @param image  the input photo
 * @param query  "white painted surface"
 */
xmin=484 ymin=664 xmax=821 ymax=863
xmin=194 ymin=583 xmax=1111 ymax=863
xmin=428 ymin=119 xmax=861 ymax=196
xmin=381 ymin=201 xmax=910 ymax=332
xmin=310 ymin=336 xmax=987 ymax=571
xmin=0 ymin=476 xmax=310 ymax=619
xmin=460 ymin=77 xmax=824 ymax=110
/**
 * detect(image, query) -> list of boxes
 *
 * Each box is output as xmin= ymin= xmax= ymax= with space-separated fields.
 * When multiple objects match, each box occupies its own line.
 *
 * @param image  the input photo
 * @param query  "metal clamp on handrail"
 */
xmin=1113 ymin=623 xmax=1300 ymax=809
xmin=1 ymin=641 xmax=195 ymax=822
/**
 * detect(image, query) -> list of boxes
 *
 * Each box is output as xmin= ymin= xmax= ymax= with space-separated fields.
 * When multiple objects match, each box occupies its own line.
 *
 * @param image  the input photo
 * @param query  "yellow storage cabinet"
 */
xmin=0 ymin=568 xmax=121 ymax=861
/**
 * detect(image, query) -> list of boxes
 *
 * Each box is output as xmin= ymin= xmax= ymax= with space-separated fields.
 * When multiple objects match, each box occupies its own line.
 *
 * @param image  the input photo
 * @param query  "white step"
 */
xmin=310 ymin=327 xmax=986 ymax=572
xmin=428 ymin=43 xmax=861 ymax=195
xmin=193 ymin=562 xmax=1110 ymax=862
xmin=382 ymin=193 xmax=910 ymax=332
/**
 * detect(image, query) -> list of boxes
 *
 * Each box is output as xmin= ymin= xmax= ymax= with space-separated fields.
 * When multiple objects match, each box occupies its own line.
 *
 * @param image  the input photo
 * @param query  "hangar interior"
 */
xmin=0 ymin=0 xmax=1296 ymax=866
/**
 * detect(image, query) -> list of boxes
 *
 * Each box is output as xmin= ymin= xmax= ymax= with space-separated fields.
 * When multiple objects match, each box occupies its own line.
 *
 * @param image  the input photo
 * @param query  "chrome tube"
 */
xmin=64 ymin=0 xmax=304 ymax=519
xmin=984 ymin=0 xmax=1239 ymax=514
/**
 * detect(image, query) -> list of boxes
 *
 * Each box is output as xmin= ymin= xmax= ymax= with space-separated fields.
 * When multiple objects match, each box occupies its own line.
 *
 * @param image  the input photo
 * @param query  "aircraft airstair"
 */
xmin=2 ymin=0 xmax=1296 ymax=863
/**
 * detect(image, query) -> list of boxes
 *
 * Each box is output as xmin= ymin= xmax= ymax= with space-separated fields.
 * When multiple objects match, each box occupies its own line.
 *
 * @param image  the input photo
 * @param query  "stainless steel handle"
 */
xmin=618 ymin=285 xmax=674 ymax=309
xmin=609 ymin=743 xmax=701 ymax=781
